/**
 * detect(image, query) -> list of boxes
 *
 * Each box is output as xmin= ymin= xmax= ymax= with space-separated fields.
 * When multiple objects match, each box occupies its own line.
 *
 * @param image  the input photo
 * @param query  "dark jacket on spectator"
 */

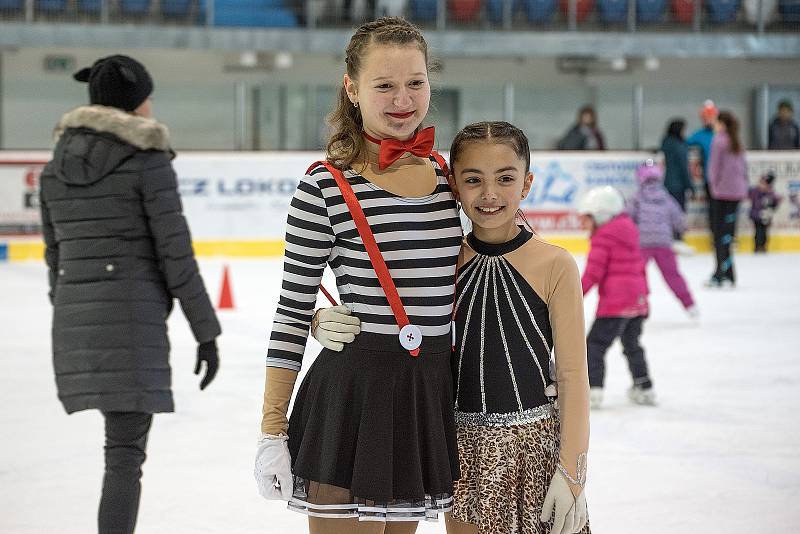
xmin=557 ymin=124 xmax=606 ymax=150
xmin=39 ymin=105 xmax=221 ymax=414
xmin=768 ymin=117 xmax=800 ymax=150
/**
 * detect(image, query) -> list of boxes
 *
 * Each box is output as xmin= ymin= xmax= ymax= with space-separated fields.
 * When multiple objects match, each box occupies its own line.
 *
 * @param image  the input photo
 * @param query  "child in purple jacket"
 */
xmin=749 ymin=171 xmax=782 ymax=253
xmin=577 ymin=186 xmax=654 ymax=409
xmin=628 ymin=160 xmax=697 ymax=317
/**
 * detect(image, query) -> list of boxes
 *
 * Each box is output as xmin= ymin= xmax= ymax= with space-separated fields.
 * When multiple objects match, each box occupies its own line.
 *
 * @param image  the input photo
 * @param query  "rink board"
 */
xmin=2 ymin=150 xmax=800 ymax=259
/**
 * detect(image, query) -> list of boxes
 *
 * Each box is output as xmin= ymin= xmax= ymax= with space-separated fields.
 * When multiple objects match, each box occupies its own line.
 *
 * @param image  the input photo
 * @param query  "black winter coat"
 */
xmin=661 ymin=136 xmax=693 ymax=202
xmin=39 ymin=105 xmax=221 ymax=414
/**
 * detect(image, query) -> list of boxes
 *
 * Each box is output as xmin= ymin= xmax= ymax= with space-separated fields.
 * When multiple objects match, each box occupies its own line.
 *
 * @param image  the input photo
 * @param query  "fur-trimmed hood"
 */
xmin=50 ymin=105 xmax=173 ymax=186
xmin=54 ymin=105 xmax=171 ymax=151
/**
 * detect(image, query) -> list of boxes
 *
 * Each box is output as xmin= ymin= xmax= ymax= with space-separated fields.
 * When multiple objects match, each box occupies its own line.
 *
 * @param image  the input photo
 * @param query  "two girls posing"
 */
xmin=254 ymin=17 xmax=591 ymax=534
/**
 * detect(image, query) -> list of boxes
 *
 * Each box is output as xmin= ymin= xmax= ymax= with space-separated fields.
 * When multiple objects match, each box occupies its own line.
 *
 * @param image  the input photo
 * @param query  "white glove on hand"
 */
xmin=540 ymin=470 xmax=588 ymax=534
xmin=312 ymin=305 xmax=360 ymax=352
xmin=254 ymin=434 xmax=294 ymax=501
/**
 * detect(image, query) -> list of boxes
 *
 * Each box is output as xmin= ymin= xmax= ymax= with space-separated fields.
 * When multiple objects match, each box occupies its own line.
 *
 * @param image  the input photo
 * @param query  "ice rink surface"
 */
xmin=1 ymin=251 xmax=799 ymax=533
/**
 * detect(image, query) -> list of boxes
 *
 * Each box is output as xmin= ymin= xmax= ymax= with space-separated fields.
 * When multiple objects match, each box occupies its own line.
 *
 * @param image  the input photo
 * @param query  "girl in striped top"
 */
xmin=254 ymin=17 xmax=462 ymax=533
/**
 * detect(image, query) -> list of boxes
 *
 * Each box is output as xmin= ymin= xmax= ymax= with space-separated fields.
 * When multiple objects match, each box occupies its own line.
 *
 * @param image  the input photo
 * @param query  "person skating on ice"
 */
xmin=254 ymin=17 xmax=462 ymax=534
xmin=627 ymin=160 xmax=698 ymax=318
xmin=748 ymin=171 xmax=782 ymax=253
xmin=315 ymin=122 xmax=591 ymax=534
xmin=705 ymin=110 xmax=748 ymax=288
xmin=577 ymin=186 xmax=654 ymax=409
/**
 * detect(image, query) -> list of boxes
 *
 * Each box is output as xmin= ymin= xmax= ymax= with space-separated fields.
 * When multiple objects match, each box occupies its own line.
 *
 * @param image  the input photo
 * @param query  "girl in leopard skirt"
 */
xmin=442 ymin=122 xmax=590 ymax=534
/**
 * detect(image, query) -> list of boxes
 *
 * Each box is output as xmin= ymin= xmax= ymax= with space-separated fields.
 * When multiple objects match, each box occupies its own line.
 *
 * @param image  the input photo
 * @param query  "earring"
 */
xmin=353 ymin=101 xmax=359 ymax=108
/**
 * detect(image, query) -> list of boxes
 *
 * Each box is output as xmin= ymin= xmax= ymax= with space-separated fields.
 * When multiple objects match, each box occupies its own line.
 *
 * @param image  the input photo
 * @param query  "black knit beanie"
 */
xmin=73 ymin=55 xmax=153 ymax=112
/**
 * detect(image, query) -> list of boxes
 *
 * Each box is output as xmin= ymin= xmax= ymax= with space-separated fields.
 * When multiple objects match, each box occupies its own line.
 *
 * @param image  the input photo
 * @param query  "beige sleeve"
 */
xmin=260 ymin=366 xmax=299 ymax=436
xmin=548 ymin=250 xmax=590 ymax=497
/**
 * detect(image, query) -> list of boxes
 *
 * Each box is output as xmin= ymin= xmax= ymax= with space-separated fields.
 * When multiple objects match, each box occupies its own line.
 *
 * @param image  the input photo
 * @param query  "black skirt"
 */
xmin=287 ymin=332 xmax=460 ymax=522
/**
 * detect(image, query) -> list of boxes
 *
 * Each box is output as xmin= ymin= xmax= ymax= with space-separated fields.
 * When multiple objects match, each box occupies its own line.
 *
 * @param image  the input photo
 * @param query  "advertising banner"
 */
xmin=2 ymin=150 xmax=799 ymax=256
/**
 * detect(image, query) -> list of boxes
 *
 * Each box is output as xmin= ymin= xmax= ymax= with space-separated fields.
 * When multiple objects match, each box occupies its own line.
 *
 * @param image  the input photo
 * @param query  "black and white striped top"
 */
xmin=266 ymin=157 xmax=462 ymax=371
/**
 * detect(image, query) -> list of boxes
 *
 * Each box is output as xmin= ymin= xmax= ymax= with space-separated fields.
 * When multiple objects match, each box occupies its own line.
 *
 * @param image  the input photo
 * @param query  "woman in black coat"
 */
xmin=661 ymin=119 xmax=694 ymax=212
xmin=39 ymin=55 xmax=221 ymax=534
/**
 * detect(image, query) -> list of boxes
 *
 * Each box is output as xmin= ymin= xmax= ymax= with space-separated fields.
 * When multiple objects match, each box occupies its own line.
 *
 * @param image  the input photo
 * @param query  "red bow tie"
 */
xmin=364 ymin=127 xmax=436 ymax=170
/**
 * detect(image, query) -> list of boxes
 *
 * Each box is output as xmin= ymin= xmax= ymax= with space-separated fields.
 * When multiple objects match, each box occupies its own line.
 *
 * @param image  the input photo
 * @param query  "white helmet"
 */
xmin=576 ymin=186 xmax=625 ymax=225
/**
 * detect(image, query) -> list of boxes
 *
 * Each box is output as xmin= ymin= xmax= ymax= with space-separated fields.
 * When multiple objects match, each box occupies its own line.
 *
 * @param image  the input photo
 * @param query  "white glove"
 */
xmin=254 ymin=434 xmax=294 ymax=501
xmin=311 ymin=305 xmax=360 ymax=352
xmin=540 ymin=470 xmax=588 ymax=534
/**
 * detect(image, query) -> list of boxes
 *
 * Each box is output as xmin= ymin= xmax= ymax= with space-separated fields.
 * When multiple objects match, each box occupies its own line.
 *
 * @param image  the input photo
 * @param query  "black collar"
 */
xmin=467 ymin=226 xmax=532 ymax=257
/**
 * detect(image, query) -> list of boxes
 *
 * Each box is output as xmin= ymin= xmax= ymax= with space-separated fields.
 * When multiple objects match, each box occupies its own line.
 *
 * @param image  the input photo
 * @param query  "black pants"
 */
xmin=668 ymin=188 xmax=687 ymax=212
xmin=99 ymin=412 xmax=153 ymax=534
xmin=668 ymin=189 xmax=686 ymax=239
xmin=753 ymin=220 xmax=770 ymax=252
xmin=710 ymin=199 xmax=740 ymax=282
xmin=587 ymin=316 xmax=651 ymax=389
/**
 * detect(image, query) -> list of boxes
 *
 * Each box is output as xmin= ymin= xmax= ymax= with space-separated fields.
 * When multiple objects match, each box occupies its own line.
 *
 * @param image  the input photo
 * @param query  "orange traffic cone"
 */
xmin=217 ymin=264 xmax=235 ymax=310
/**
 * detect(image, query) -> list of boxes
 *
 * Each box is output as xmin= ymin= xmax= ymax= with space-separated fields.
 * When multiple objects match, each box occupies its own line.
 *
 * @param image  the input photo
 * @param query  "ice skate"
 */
xmin=686 ymin=305 xmax=699 ymax=319
xmin=627 ymin=385 xmax=656 ymax=406
xmin=589 ymin=388 xmax=604 ymax=409
xmin=672 ymin=240 xmax=695 ymax=256
xmin=704 ymin=276 xmax=735 ymax=289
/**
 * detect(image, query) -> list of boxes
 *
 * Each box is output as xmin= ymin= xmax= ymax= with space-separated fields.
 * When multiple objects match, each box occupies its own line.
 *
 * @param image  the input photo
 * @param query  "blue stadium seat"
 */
xmin=77 ymin=0 xmax=101 ymax=13
xmin=597 ymin=0 xmax=628 ymax=22
xmin=486 ymin=0 xmax=521 ymax=23
xmin=779 ymin=0 xmax=800 ymax=21
xmin=161 ymin=0 xmax=192 ymax=17
xmin=37 ymin=0 xmax=67 ymax=11
xmin=410 ymin=0 xmax=438 ymax=20
xmin=524 ymin=0 xmax=556 ymax=22
xmin=119 ymin=0 xmax=151 ymax=15
xmin=705 ymin=0 xmax=739 ymax=22
xmin=0 ymin=0 xmax=24 ymax=10
xmin=212 ymin=1 xmax=298 ymax=27
xmin=637 ymin=0 xmax=666 ymax=20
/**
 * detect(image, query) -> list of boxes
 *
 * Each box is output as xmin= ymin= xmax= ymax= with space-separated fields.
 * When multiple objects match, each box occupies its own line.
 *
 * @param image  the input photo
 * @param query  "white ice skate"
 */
xmin=686 ymin=305 xmax=699 ymax=319
xmin=672 ymin=240 xmax=695 ymax=256
xmin=627 ymin=385 xmax=656 ymax=406
xmin=589 ymin=388 xmax=604 ymax=409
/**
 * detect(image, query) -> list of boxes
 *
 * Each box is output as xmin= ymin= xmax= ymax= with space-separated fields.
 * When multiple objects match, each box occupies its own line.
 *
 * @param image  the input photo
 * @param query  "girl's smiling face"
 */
xmin=450 ymin=141 xmax=534 ymax=243
xmin=344 ymin=44 xmax=430 ymax=142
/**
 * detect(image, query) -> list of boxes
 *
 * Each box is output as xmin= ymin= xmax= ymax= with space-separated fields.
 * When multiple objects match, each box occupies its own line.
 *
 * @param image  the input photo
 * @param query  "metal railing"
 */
xmin=0 ymin=0 xmax=798 ymax=33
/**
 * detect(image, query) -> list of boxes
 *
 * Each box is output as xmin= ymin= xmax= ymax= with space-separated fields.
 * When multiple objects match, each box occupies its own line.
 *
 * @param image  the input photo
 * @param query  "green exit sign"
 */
xmin=43 ymin=55 xmax=76 ymax=72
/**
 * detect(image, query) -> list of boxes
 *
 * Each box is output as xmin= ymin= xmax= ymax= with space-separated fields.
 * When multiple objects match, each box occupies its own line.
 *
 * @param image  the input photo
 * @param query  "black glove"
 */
xmin=195 ymin=339 xmax=219 ymax=390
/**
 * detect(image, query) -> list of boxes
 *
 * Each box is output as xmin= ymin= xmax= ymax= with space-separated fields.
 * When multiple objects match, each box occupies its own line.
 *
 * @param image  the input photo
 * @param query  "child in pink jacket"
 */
xmin=577 ymin=186 xmax=654 ymax=408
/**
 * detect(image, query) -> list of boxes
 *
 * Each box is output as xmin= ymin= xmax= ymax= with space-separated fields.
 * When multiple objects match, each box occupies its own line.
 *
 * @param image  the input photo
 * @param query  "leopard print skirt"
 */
xmin=452 ymin=409 xmax=591 ymax=534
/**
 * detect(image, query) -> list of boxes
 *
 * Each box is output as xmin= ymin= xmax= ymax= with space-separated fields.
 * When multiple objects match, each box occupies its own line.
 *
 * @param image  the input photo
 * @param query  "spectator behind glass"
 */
xmin=557 ymin=104 xmax=606 ymax=150
xmin=768 ymin=99 xmax=800 ymax=150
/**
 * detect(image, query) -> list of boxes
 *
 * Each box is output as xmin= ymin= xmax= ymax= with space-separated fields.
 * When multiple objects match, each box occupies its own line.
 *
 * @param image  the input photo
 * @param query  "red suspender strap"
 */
xmin=319 ymin=284 xmax=338 ymax=307
xmin=430 ymin=150 xmax=449 ymax=178
xmin=316 ymin=161 xmax=421 ymax=357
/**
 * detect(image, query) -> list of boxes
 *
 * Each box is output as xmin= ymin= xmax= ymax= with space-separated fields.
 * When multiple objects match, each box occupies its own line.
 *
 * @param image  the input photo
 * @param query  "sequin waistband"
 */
xmin=454 ymin=403 xmax=555 ymax=427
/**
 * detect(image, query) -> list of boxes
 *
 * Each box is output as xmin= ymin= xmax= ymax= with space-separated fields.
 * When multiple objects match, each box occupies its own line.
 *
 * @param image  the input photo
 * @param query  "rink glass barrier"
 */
xmin=2 ymin=150 xmax=800 ymax=260
xmin=0 ymin=0 xmax=798 ymax=33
